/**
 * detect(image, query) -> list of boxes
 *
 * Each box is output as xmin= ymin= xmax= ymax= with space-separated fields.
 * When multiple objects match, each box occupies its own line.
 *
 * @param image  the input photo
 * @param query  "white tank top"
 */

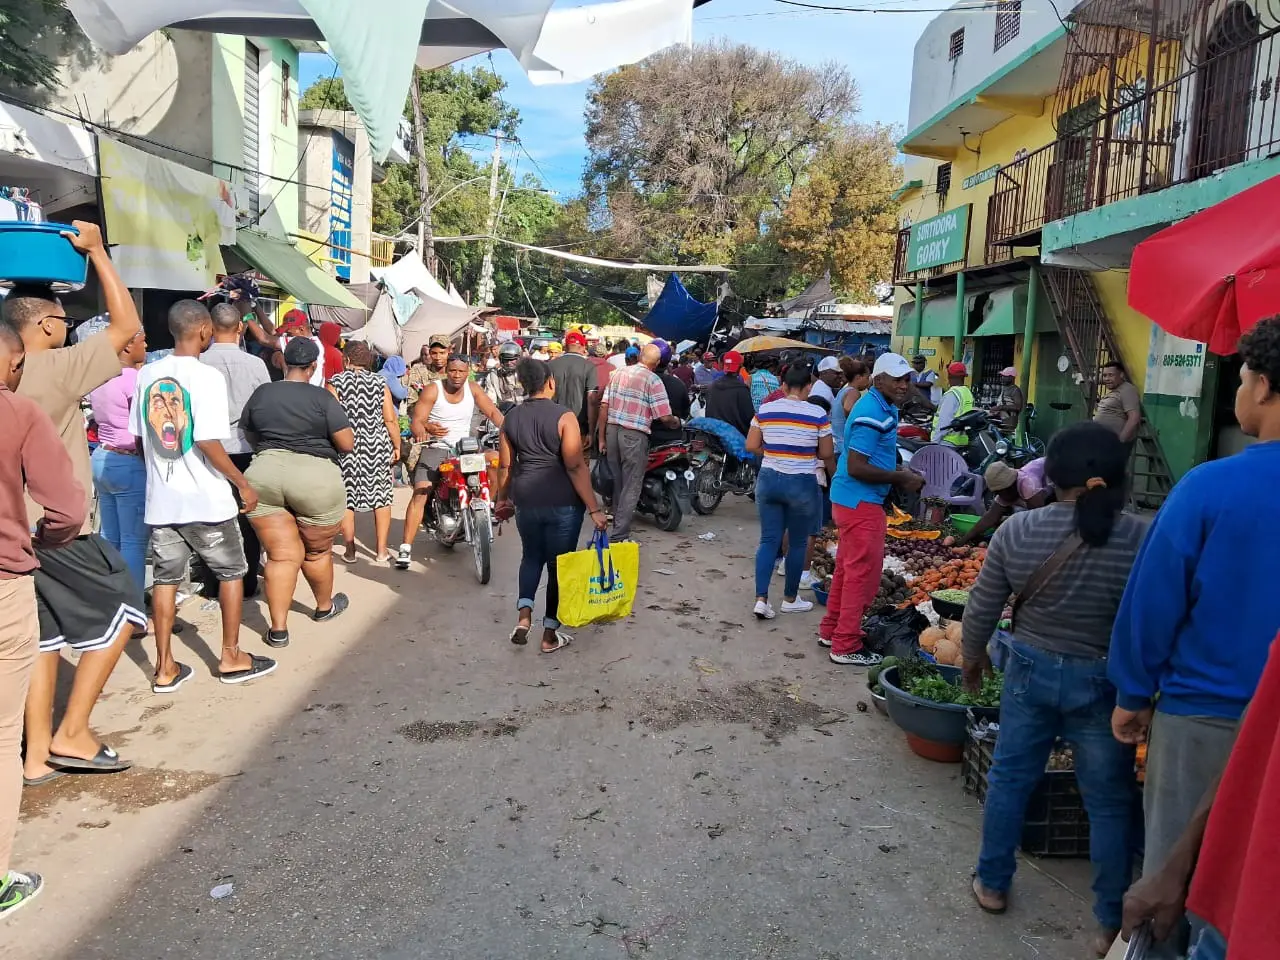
xmin=430 ymin=381 xmax=475 ymax=446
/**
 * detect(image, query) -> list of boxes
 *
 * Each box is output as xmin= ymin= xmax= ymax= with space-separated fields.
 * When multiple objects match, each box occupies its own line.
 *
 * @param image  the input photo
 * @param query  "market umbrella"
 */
xmin=65 ymin=0 xmax=698 ymax=163
xmin=731 ymin=335 xmax=837 ymax=354
xmin=1128 ymin=173 xmax=1280 ymax=356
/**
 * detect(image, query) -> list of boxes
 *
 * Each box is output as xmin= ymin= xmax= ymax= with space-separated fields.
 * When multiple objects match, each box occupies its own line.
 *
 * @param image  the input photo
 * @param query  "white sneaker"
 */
xmin=799 ymin=570 xmax=816 ymax=590
xmin=780 ymin=598 xmax=814 ymax=614
xmin=753 ymin=600 xmax=776 ymax=620
xmin=817 ymin=635 xmax=832 ymax=647
xmin=775 ymin=558 xmax=786 ymax=577
xmin=395 ymin=545 xmax=412 ymax=570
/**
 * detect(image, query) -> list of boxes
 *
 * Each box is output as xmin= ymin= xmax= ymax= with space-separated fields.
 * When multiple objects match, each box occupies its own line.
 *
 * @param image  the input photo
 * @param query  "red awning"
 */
xmin=1129 ymin=174 xmax=1280 ymax=355
xmin=494 ymin=315 xmax=521 ymax=332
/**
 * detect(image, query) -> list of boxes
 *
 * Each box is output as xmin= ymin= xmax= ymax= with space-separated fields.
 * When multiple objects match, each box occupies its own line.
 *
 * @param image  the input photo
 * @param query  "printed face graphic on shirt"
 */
xmin=144 ymin=377 xmax=193 ymax=459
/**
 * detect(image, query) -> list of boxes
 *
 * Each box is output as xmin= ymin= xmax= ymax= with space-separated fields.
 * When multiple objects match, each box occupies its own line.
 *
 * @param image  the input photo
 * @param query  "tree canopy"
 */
xmin=0 ymin=0 xmax=95 ymax=99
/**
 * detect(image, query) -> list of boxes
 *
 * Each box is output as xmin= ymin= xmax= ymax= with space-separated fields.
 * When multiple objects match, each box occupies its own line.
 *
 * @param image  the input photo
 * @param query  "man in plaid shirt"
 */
xmin=596 ymin=343 xmax=679 ymax=539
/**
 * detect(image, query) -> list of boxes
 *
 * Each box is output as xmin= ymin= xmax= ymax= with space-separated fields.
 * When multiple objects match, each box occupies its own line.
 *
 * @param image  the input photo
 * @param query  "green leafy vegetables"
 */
xmin=893 ymin=654 xmax=1002 ymax=706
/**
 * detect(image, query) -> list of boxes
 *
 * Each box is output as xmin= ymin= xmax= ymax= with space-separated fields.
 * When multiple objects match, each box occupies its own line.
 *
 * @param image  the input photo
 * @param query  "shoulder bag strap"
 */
xmin=1011 ymin=532 xmax=1085 ymax=628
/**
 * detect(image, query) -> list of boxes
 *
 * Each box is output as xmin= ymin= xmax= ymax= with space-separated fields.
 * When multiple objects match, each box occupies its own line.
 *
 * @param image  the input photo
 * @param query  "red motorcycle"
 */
xmin=592 ymin=437 xmax=696 ymax=533
xmin=424 ymin=436 xmax=499 ymax=584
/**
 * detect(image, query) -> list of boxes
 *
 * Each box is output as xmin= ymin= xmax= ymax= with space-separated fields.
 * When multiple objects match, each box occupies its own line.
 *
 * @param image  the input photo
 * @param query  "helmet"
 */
xmin=651 ymin=338 xmax=672 ymax=366
xmin=498 ymin=342 xmax=521 ymax=363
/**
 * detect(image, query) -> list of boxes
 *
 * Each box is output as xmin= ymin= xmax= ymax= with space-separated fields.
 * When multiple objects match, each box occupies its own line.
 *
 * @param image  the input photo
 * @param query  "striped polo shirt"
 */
xmin=751 ymin=396 xmax=831 ymax=476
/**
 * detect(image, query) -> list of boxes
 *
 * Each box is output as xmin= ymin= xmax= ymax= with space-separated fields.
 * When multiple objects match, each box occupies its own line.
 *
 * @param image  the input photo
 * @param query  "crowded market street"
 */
xmin=10 ymin=493 xmax=1091 ymax=960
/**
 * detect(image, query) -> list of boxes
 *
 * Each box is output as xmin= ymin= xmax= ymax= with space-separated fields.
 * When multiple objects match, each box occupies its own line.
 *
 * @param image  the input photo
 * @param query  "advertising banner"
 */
xmin=98 ymin=136 xmax=238 ymax=290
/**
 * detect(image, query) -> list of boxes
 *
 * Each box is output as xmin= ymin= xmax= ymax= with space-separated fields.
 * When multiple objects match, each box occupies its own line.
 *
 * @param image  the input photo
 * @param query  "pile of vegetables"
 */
xmin=885 ymin=540 xmax=987 ymax=608
xmin=893 ymin=654 xmax=1003 ymax=707
xmin=873 ymin=572 xmax=911 ymax=610
xmin=919 ymin=621 xmax=965 ymax=666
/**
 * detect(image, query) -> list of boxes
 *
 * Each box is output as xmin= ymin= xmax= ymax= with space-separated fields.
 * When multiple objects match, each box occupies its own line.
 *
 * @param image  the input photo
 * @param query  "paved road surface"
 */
xmin=10 ymin=494 xmax=1095 ymax=959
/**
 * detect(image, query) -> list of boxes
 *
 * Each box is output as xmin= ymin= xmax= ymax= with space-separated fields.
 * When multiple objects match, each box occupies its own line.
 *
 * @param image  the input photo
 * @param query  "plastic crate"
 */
xmin=962 ymin=728 xmax=1090 ymax=859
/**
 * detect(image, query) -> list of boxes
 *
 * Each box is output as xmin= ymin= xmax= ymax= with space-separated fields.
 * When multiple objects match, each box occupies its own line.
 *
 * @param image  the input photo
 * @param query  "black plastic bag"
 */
xmin=591 ymin=455 xmax=614 ymax=500
xmin=862 ymin=606 xmax=929 ymax=659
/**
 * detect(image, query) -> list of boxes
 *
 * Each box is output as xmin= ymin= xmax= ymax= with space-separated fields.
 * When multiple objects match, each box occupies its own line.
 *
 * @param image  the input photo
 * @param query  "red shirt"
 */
xmin=762 ymin=386 xmax=787 ymax=405
xmin=1186 ymin=631 xmax=1280 ymax=957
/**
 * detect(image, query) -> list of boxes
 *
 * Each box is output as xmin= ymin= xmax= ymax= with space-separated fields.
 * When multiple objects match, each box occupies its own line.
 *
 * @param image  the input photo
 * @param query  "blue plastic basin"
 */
xmin=0 ymin=222 xmax=87 ymax=287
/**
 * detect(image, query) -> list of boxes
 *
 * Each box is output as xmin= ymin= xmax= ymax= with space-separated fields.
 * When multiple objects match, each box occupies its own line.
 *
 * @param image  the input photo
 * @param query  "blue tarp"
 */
xmin=640 ymin=273 xmax=718 ymax=343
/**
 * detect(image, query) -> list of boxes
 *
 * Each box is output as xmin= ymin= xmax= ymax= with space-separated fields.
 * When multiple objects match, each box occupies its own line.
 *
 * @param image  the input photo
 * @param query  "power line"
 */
xmin=773 ymin=0 xmax=1003 ymax=13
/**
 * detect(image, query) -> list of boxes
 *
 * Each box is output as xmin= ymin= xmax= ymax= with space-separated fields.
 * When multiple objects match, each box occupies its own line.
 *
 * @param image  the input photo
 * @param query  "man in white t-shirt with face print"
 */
xmin=132 ymin=300 xmax=278 ymax=694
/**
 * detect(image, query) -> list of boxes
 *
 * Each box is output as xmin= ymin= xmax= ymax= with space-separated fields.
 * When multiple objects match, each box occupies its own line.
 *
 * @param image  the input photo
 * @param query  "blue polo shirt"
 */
xmin=831 ymin=387 xmax=899 ymax=509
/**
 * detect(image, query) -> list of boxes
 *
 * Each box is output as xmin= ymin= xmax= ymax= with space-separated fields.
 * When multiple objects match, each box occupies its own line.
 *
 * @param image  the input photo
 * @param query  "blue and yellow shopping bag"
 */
xmin=556 ymin=530 xmax=639 ymax=627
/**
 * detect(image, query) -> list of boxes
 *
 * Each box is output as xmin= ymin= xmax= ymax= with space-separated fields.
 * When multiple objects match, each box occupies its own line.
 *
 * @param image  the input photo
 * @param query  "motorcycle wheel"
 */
xmin=471 ymin=504 xmax=492 ymax=585
xmin=654 ymin=483 xmax=683 ymax=532
xmin=691 ymin=461 xmax=725 ymax=515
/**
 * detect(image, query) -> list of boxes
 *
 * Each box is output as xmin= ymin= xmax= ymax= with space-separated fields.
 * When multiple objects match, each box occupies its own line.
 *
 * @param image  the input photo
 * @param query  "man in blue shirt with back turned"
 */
xmin=1109 ymin=315 xmax=1280 ymax=958
xmin=820 ymin=353 xmax=924 ymax=666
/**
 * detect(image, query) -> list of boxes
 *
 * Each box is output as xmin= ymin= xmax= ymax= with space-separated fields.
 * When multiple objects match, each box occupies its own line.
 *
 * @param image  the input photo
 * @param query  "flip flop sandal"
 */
xmin=312 ymin=593 xmax=350 ymax=623
xmin=263 ymin=628 xmax=290 ymax=649
xmin=970 ymin=876 xmax=1007 ymax=915
xmin=151 ymin=662 xmax=194 ymax=695
xmin=22 ymin=770 xmax=65 ymax=787
xmin=45 ymin=744 xmax=132 ymax=773
xmin=509 ymin=625 xmax=530 ymax=646
xmin=219 ymin=653 xmax=279 ymax=685
xmin=540 ymin=632 xmax=573 ymax=654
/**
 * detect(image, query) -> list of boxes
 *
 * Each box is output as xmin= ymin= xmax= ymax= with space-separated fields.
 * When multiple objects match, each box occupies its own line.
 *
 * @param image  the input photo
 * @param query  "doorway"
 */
xmin=1190 ymin=3 xmax=1259 ymax=179
xmin=974 ymin=335 xmax=1015 ymax=407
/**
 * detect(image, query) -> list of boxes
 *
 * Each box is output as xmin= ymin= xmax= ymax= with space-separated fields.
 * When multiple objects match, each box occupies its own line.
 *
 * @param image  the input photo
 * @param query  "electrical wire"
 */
xmin=773 ymin=0 xmax=1003 ymax=13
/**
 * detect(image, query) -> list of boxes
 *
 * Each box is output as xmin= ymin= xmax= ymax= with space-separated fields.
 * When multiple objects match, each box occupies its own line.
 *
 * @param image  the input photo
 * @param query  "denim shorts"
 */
xmin=151 ymin=518 xmax=248 ymax=586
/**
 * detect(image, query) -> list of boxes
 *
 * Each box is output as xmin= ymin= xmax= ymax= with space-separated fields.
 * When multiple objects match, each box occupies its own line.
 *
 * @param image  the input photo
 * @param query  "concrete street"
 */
xmin=9 ymin=494 xmax=1095 ymax=959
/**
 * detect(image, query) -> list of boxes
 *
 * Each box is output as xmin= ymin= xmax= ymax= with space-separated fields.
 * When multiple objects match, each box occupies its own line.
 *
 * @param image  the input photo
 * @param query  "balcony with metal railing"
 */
xmin=988 ymin=20 xmax=1280 ymax=250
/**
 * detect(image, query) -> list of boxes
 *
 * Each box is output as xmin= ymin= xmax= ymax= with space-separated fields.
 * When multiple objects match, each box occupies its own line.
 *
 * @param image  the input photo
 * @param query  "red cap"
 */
xmin=721 ymin=350 xmax=744 ymax=373
xmin=564 ymin=330 xmax=587 ymax=348
xmin=947 ymin=361 xmax=968 ymax=376
xmin=280 ymin=308 xmax=309 ymax=332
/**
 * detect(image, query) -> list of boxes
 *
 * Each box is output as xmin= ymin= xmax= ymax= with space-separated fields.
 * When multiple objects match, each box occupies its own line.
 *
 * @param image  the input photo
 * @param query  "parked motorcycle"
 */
xmin=686 ymin=418 xmax=757 ymax=516
xmin=592 ymin=438 xmax=696 ymax=532
xmin=423 ymin=436 xmax=498 ymax=584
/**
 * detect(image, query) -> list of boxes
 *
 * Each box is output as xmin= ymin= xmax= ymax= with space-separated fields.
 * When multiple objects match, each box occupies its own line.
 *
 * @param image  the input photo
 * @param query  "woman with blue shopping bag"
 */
xmin=494 ymin=358 xmax=607 ymax=654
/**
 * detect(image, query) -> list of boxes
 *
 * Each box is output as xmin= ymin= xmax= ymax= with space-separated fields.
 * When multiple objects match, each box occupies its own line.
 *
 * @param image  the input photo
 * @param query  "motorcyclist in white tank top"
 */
xmin=397 ymin=354 xmax=506 ymax=568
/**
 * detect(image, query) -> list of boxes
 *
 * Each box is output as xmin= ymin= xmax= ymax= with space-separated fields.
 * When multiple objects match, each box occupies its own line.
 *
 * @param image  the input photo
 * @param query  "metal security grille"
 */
xmin=935 ymin=162 xmax=952 ymax=198
xmin=949 ymin=28 xmax=965 ymax=59
xmin=243 ymin=41 xmax=261 ymax=219
xmin=994 ymin=0 xmax=1021 ymax=51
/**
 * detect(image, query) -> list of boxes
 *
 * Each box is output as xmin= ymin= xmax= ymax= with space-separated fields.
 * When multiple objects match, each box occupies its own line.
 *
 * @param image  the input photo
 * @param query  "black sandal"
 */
xmin=312 ymin=593 xmax=350 ymax=623
xmin=219 ymin=653 xmax=279 ymax=685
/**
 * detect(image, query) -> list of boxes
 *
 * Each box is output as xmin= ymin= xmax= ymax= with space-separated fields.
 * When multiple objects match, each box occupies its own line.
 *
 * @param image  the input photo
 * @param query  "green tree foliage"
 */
xmin=0 ymin=0 xmax=95 ymax=99
xmin=580 ymin=41 xmax=899 ymax=304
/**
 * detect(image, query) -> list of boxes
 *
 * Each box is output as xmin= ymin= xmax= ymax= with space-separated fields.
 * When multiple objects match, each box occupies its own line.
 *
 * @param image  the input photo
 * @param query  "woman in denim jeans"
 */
xmin=87 ymin=328 xmax=148 ymax=587
xmin=746 ymin=362 xmax=834 ymax=620
xmin=495 ymin=358 xmax=607 ymax=653
xmin=962 ymin=422 xmax=1147 ymax=956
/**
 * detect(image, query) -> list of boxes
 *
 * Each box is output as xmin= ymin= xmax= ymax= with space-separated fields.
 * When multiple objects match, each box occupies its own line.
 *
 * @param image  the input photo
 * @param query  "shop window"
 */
xmin=949 ymin=29 xmax=965 ymax=60
xmin=936 ymin=162 xmax=952 ymax=201
xmin=994 ymin=0 xmax=1021 ymax=51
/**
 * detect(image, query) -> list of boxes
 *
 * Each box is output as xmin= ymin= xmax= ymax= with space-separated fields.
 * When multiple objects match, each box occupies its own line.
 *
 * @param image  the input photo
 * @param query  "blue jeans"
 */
xmin=515 ymin=504 xmax=585 ymax=629
xmin=91 ymin=446 xmax=148 ymax=589
xmin=976 ymin=640 xmax=1137 ymax=930
xmin=1187 ymin=924 xmax=1226 ymax=960
xmin=754 ymin=468 xmax=818 ymax=600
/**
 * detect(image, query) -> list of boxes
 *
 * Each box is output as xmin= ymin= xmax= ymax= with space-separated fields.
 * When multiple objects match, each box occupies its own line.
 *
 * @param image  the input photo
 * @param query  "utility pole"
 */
xmin=409 ymin=68 xmax=434 ymax=272
xmin=476 ymin=135 xmax=504 ymax=306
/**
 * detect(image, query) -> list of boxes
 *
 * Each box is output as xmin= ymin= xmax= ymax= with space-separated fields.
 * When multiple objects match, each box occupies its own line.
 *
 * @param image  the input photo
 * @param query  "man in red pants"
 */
xmin=820 ymin=353 xmax=922 ymax=665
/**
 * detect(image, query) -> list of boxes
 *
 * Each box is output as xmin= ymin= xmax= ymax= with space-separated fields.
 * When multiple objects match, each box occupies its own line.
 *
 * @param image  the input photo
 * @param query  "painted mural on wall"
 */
xmin=1145 ymin=325 xmax=1206 ymax=417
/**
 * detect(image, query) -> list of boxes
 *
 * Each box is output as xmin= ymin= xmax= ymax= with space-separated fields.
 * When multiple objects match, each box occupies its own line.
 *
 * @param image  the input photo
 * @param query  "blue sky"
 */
xmin=300 ymin=0 xmax=933 ymax=198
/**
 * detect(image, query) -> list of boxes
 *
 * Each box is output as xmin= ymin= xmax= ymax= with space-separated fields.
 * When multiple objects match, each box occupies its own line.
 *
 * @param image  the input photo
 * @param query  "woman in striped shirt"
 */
xmin=746 ymin=362 xmax=835 ymax=620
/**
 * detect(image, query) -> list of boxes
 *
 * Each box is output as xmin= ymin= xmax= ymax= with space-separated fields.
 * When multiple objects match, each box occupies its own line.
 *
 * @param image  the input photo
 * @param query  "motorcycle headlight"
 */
xmin=665 ymin=470 xmax=677 ymax=481
xmin=995 ymin=440 xmax=1009 ymax=455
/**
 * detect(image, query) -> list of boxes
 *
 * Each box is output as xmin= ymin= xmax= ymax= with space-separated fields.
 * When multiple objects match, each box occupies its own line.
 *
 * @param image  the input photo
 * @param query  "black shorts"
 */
xmin=412 ymin=447 xmax=452 ymax=486
xmin=151 ymin=518 xmax=249 ymax=586
xmin=34 ymin=535 xmax=147 ymax=654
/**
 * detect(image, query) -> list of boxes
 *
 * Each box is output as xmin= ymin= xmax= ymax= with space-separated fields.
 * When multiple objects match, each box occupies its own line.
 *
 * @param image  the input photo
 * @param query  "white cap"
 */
xmin=817 ymin=356 xmax=841 ymax=373
xmin=872 ymin=352 xmax=912 ymax=378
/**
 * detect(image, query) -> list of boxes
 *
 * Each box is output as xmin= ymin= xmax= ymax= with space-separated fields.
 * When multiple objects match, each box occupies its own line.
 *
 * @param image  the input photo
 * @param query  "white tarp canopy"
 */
xmin=65 ymin=0 xmax=695 ymax=163
xmin=0 ymin=101 xmax=98 ymax=216
xmin=350 ymin=248 xmax=481 ymax=358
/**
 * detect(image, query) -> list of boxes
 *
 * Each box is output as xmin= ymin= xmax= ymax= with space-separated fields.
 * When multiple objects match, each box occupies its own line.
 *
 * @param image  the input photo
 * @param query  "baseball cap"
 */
xmin=817 ymin=356 xmax=841 ymax=373
xmin=279 ymin=308 xmax=309 ymax=332
xmin=947 ymin=361 xmax=968 ymax=376
xmin=624 ymin=345 xmax=640 ymax=361
xmin=650 ymin=338 xmax=672 ymax=365
xmin=564 ymin=329 xmax=587 ymax=348
xmin=871 ymin=352 xmax=912 ymax=378
xmin=1000 ymin=366 xmax=1018 ymax=377
xmin=547 ymin=342 xmax=563 ymax=354
xmin=721 ymin=350 xmax=744 ymax=373
xmin=428 ymin=335 xmax=450 ymax=349
xmin=283 ymin=336 xmax=320 ymax=367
